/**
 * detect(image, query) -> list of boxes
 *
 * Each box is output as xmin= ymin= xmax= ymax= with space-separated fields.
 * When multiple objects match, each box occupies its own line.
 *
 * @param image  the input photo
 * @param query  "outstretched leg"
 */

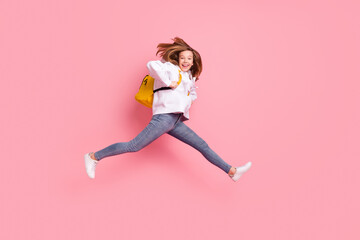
xmin=94 ymin=113 xmax=181 ymax=161
xmin=167 ymin=120 xmax=232 ymax=174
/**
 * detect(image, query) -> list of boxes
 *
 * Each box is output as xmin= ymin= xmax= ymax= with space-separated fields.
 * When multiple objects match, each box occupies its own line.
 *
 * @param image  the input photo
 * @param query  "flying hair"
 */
xmin=155 ymin=37 xmax=202 ymax=80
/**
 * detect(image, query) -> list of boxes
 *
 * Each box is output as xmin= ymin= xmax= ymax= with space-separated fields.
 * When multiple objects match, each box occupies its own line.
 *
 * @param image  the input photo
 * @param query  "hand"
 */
xmin=169 ymin=81 xmax=179 ymax=89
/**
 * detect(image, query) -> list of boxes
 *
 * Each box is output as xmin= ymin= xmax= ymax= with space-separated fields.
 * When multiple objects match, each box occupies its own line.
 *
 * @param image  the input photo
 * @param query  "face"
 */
xmin=179 ymin=50 xmax=194 ymax=72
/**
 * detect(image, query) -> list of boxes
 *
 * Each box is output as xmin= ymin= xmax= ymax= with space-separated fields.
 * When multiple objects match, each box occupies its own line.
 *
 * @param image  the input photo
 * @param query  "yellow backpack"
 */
xmin=135 ymin=70 xmax=182 ymax=108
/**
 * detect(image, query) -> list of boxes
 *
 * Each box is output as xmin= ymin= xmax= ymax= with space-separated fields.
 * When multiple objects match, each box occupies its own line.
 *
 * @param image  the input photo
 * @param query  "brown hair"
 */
xmin=156 ymin=37 xmax=202 ymax=81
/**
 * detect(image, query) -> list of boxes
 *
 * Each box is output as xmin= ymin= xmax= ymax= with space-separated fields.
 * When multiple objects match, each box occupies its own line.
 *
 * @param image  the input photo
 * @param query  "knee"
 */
xmin=198 ymin=140 xmax=209 ymax=150
xmin=127 ymin=141 xmax=142 ymax=153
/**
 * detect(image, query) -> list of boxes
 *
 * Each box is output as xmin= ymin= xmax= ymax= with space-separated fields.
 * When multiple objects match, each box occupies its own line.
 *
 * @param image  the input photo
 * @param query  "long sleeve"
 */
xmin=189 ymin=78 xmax=198 ymax=103
xmin=146 ymin=60 xmax=172 ymax=86
xmin=150 ymin=60 xmax=196 ymax=120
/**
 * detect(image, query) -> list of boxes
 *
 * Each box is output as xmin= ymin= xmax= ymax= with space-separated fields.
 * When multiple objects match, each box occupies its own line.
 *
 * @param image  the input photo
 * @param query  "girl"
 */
xmin=84 ymin=37 xmax=252 ymax=181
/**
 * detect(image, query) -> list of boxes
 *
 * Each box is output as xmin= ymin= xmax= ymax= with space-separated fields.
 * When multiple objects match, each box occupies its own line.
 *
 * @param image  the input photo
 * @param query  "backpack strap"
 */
xmin=153 ymin=70 xmax=182 ymax=93
xmin=153 ymin=87 xmax=171 ymax=93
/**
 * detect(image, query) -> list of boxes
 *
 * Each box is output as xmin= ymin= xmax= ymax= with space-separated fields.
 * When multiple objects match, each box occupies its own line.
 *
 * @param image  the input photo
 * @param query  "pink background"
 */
xmin=1 ymin=0 xmax=359 ymax=239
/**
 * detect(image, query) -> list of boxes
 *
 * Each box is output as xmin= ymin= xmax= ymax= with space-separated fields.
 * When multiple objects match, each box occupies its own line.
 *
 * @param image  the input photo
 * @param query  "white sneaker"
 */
xmin=230 ymin=161 xmax=252 ymax=182
xmin=84 ymin=152 xmax=98 ymax=179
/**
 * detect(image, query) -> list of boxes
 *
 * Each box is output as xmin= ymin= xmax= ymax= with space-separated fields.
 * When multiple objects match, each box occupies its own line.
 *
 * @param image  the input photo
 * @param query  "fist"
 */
xmin=169 ymin=81 xmax=179 ymax=89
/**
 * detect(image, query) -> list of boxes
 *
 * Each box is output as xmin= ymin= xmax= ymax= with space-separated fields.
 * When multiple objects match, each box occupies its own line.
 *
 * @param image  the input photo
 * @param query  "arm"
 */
xmin=189 ymin=80 xmax=198 ymax=103
xmin=146 ymin=60 xmax=172 ymax=87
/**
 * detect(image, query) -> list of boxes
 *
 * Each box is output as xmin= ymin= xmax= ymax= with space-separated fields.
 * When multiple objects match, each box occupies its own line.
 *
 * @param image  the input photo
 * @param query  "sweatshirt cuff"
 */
xmin=162 ymin=78 xmax=172 ymax=86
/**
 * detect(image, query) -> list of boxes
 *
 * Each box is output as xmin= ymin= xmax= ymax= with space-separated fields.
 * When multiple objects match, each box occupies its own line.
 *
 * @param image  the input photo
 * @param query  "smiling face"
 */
xmin=178 ymin=50 xmax=194 ymax=72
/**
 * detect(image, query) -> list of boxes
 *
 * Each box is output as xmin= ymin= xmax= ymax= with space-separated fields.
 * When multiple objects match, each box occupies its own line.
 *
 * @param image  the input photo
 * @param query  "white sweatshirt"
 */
xmin=146 ymin=59 xmax=198 ymax=120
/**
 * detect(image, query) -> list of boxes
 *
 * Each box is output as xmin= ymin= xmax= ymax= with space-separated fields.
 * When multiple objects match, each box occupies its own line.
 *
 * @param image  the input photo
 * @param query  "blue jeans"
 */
xmin=94 ymin=113 xmax=232 ymax=174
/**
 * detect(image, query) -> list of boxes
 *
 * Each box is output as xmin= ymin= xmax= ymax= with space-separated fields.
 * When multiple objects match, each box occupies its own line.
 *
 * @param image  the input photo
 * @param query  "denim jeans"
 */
xmin=94 ymin=113 xmax=232 ymax=174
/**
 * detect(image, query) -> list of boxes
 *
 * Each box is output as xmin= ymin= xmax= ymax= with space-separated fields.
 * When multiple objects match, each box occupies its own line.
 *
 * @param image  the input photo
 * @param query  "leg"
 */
xmin=94 ymin=113 xmax=181 ymax=161
xmin=167 ymin=121 xmax=232 ymax=174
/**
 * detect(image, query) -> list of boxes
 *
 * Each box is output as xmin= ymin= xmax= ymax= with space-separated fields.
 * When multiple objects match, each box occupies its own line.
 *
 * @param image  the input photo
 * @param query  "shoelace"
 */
xmin=88 ymin=153 xmax=98 ymax=168
xmin=91 ymin=160 xmax=98 ymax=168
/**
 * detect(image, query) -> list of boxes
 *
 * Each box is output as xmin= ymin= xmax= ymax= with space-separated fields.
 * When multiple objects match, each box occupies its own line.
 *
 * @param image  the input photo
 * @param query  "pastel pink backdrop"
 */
xmin=1 ymin=0 xmax=359 ymax=239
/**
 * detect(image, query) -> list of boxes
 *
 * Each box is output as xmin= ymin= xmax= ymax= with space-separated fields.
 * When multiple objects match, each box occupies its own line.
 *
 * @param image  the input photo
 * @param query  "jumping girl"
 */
xmin=84 ymin=37 xmax=252 ymax=182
